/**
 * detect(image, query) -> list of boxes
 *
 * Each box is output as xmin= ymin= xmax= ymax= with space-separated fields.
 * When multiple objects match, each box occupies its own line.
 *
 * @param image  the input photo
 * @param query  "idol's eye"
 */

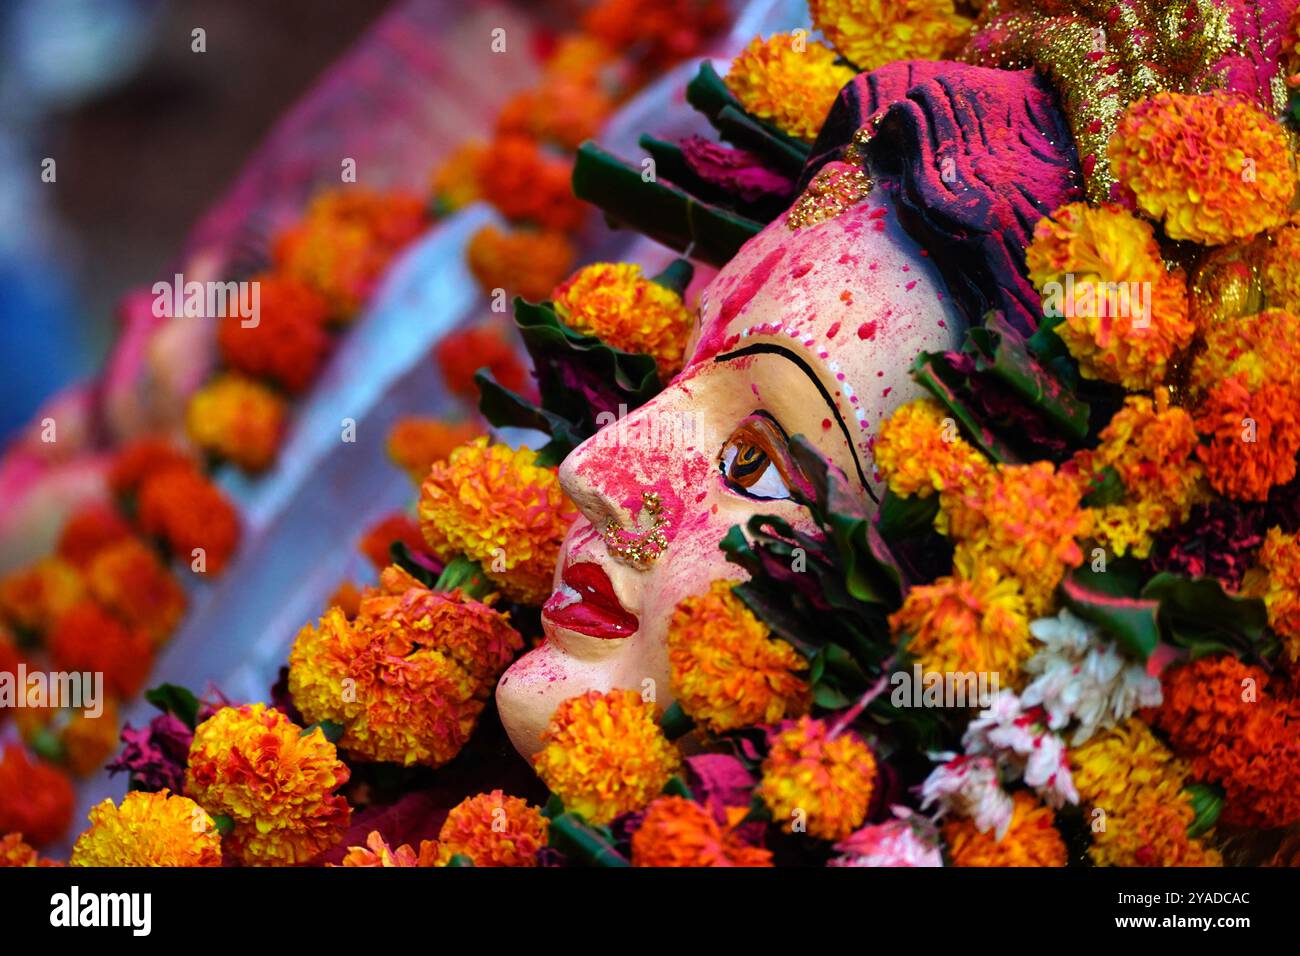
xmin=718 ymin=414 xmax=799 ymax=500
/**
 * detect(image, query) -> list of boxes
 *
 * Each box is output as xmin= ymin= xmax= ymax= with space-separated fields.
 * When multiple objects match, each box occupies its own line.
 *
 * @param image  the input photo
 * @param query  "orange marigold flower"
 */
xmin=186 ymin=703 xmax=351 ymax=865
xmin=86 ymin=538 xmax=186 ymax=643
xmin=0 ymin=832 xmax=60 ymax=867
xmin=1189 ymin=307 xmax=1300 ymax=396
xmin=756 ymin=716 xmax=877 ymax=842
xmin=496 ymin=42 xmax=620 ymax=152
xmin=70 ymin=790 xmax=221 ymax=867
xmin=217 ymin=273 xmax=331 ymax=394
xmin=723 ymin=34 xmax=855 ymax=144
xmin=1073 ymin=392 xmax=1204 ymax=558
xmin=107 ymin=437 xmax=195 ymax=497
xmin=888 ymin=552 xmax=1033 ymax=681
xmin=386 ymin=417 xmax=484 ymax=484
xmin=290 ymin=577 xmax=522 ymax=766
xmin=418 ymin=437 xmax=578 ymax=605
xmin=467 ymin=224 xmax=576 ymax=302
xmin=358 ymin=512 xmax=425 ymax=571
xmin=434 ymin=790 xmax=548 ymax=866
xmin=136 ymin=467 xmax=240 ymax=575
xmin=668 ymin=580 xmax=809 ymax=733
xmin=337 ymin=830 xmax=437 ymax=867
xmin=943 ymin=790 xmax=1067 ymax=867
xmin=533 ymin=689 xmax=681 ymax=825
xmin=1263 ymin=225 xmax=1300 ymax=312
xmin=1026 ymin=202 xmax=1193 ymax=390
xmin=58 ymin=699 xmax=122 ymax=778
xmin=809 ymin=0 xmax=972 ymax=71
xmin=552 ymin=262 xmax=693 ymax=379
xmin=0 ymin=744 xmax=74 ymax=847
xmin=327 ymin=580 xmax=363 ymax=619
xmin=1152 ymin=655 xmax=1300 ymax=828
xmin=941 ymin=462 xmax=1092 ymax=615
xmin=1257 ymin=527 xmax=1300 ymax=662
xmin=1194 ymin=374 xmax=1300 ymax=501
xmin=632 ymin=796 xmax=773 ymax=867
xmin=0 ymin=557 xmax=84 ymax=634
xmin=430 ymin=140 xmax=486 ymax=214
xmin=477 ymin=133 xmax=586 ymax=233
xmin=873 ymin=397 xmax=990 ymax=498
xmin=274 ymin=188 xmax=427 ymax=320
xmin=186 ymin=373 xmax=286 ymax=473
xmin=1069 ymin=718 xmax=1219 ymax=866
xmin=433 ymin=324 xmax=529 ymax=401
xmin=49 ymin=602 xmax=153 ymax=699
xmin=55 ymin=503 xmax=133 ymax=569
xmin=581 ymin=0 xmax=727 ymax=68
xmin=1109 ymin=91 xmax=1296 ymax=245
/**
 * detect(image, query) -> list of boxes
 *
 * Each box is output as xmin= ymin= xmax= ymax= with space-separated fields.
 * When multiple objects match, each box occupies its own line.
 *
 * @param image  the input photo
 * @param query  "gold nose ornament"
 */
xmin=603 ymin=491 xmax=669 ymax=570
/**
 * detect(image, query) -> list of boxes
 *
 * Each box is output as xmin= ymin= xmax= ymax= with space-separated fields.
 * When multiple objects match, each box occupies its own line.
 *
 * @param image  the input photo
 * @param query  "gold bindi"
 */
xmin=603 ymin=491 xmax=669 ymax=570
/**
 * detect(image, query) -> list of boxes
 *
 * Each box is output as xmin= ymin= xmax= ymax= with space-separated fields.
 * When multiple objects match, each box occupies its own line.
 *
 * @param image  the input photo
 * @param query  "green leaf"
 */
xmin=911 ymin=351 xmax=1018 ymax=462
xmin=573 ymin=141 xmax=764 ymax=266
xmin=547 ymin=812 xmax=630 ymax=867
xmin=434 ymin=555 xmax=494 ymax=600
xmin=1081 ymin=466 xmax=1126 ymax=508
xmin=475 ymin=371 xmax=584 ymax=465
xmin=212 ymin=814 xmax=235 ymax=837
xmin=446 ymin=854 xmax=476 ymax=867
xmin=650 ymin=258 xmax=695 ymax=298
xmin=1060 ymin=565 xmax=1161 ymax=662
xmin=684 ymin=62 xmax=809 ymax=174
xmin=1141 ymin=573 xmax=1271 ymax=660
xmin=1184 ymin=782 xmax=1225 ymax=839
xmin=145 ymin=683 xmax=201 ymax=730
xmin=389 ymin=540 xmax=438 ymax=588
xmin=876 ymin=489 xmax=939 ymax=541
xmin=658 ymin=700 xmax=695 ymax=740
xmin=663 ymin=775 xmax=695 ymax=800
xmin=301 ymin=720 xmax=345 ymax=744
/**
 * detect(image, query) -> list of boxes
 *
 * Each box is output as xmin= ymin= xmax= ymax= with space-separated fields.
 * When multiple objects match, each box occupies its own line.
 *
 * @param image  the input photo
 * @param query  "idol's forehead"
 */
xmin=686 ymin=189 xmax=952 ymax=374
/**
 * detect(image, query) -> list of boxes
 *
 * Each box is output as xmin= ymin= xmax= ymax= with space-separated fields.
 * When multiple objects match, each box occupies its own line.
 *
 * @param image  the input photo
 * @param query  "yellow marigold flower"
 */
xmin=552 ymin=262 xmax=693 ymax=380
xmin=1026 ymin=202 xmax=1193 ymax=390
xmin=467 ymin=224 xmax=575 ymax=302
xmin=1109 ymin=91 xmax=1296 ymax=245
xmin=186 ymin=373 xmax=286 ymax=472
xmin=1069 ymin=718 xmax=1219 ymax=867
xmin=185 ymin=704 xmax=351 ymax=866
xmin=872 ymin=397 xmax=990 ymax=498
xmin=1073 ymin=392 xmax=1204 ymax=558
xmin=888 ymin=552 xmax=1033 ymax=681
xmin=1189 ymin=308 xmax=1300 ymax=395
xmin=756 ymin=716 xmax=876 ymax=842
xmin=0 ymin=832 xmax=59 ymax=867
xmin=70 ymin=790 xmax=221 ymax=867
xmin=631 ymin=796 xmax=773 ymax=867
xmin=941 ymin=461 xmax=1092 ymax=615
xmin=430 ymin=140 xmax=485 ymax=214
xmin=1256 ymin=528 xmax=1300 ymax=663
xmin=533 ymin=689 xmax=681 ymax=825
xmin=434 ymin=790 xmax=548 ymax=866
xmin=418 ymin=437 xmax=578 ymax=605
xmin=386 ymin=416 xmax=483 ymax=484
xmin=943 ymin=790 xmax=1067 ymax=867
xmin=0 ymin=557 xmax=84 ymax=633
xmin=723 ymin=34 xmax=855 ymax=143
xmin=667 ymin=580 xmax=809 ymax=733
xmin=809 ymin=0 xmax=971 ymax=71
xmin=338 ymin=831 xmax=437 ymax=867
xmin=1263 ymin=225 xmax=1300 ymax=312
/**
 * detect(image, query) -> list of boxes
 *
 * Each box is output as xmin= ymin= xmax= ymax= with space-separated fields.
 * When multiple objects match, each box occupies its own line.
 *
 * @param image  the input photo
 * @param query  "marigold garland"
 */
xmin=631 ymin=796 xmax=773 ymax=867
xmin=185 ymin=703 xmax=352 ymax=866
xmin=1194 ymin=375 xmax=1300 ymax=502
xmin=433 ymin=324 xmax=529 ymax=401
xmin=434 ymin=790 xmax=548 ymax=866
xmin=136 ymin=466 xmax=241 ymax=575
xmin=186 ymin=372 xmax=287 ymax=473
xmin=49 ymin=601 xmax=153 ymax=700
xmin=667 ymin=580 xmax=810 ymax=733
xmin=552 ymin=262 xmax=694 ymax=379
xmin=533 ymin=689 xmax=681 ymax=825
xmin=55 ymin=503 xmax=133 ymax=569
xmin=217 ymin=273 xmax=331 ymax=395
xmin=0 ymin=744 xmax=74 ymax=847
xmin=756 ymin=716 xmax=877 ymax=842
xmin=0 ymin=833 xmax=59 ymax=867
xmin=1108 ymin=91 xmax=1295 ymax=246
xmin=418 ymin=437 xmax=578 ymax=605
xmin=466 ymin=224 xmax=576 ymax=302
xmin=85 ymin=538 xmax=186 ymax=644
xmin=942 ymin=790 xmax=1067 ymax=867
xmin=70 ymin=790 xmax=222 ymax=868
xmin=386 ymin=416 xmax=484 ymax=485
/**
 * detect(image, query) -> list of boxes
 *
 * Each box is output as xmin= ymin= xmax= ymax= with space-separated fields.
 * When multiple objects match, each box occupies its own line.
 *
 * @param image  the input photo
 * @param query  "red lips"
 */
xmin=542 ymin=562 xmax=638 ymax=639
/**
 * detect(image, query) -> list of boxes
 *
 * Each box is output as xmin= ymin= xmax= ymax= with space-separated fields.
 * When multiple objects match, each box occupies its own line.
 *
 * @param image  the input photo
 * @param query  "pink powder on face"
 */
xmin=905 ymin=280 xmax=917 ymax=291
xmin=857 ymin=321 xmax=877 ymax=340
xmin=827 ymin=321 xmax=841 ymax=339
xmin=790 ymin=261 xmax=813 ymax=279
xmin=822 ymin=418 xmax=832 ymax=430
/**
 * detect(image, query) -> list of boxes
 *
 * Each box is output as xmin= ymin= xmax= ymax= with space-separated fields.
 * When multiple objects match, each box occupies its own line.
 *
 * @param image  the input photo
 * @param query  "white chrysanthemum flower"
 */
xmin=1022 ymin=609 xmax=1163 ymax=745
xmin=919 ymin=754 xmax=1015 ymax=838
xmin=963 ymin=689 xmax=1079 ymax=808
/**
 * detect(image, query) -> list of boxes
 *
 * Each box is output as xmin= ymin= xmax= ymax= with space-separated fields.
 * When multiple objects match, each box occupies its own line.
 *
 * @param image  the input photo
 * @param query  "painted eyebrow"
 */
xmin=713 ymin=341 xmax=876 ymax=501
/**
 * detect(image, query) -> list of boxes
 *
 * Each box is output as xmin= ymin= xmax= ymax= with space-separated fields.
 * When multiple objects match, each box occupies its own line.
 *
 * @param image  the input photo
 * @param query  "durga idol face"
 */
xmin=496 ymin=180 xmax=964 ymax=758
